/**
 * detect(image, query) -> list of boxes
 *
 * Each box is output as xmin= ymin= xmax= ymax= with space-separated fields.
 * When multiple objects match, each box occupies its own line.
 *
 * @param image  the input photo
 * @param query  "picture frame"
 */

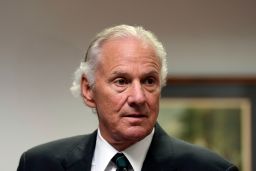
xmin=158 ymin=98 xmax=250 ymax=171
xmin=159 ymin=77 xmax=256 ymax=171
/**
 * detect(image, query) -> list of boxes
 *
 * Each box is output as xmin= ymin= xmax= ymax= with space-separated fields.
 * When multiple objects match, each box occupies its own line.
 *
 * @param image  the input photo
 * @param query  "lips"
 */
xmin=122 ymin=113 xmax=147 ymax=124
xmin=126 ymin=115 xmax=146 ymax=118
xmin=123 ymin=113 xmax=147 ymax=118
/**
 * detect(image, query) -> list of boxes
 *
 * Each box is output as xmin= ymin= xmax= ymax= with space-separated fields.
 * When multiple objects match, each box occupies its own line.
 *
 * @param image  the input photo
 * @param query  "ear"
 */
xmin=81 ymin=76 xmax=96 ymax=108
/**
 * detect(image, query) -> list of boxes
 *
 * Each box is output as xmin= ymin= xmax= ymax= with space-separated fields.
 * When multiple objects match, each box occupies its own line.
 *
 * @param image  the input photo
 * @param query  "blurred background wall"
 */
xmin=0 ymin=0 xmax=255 ymax=170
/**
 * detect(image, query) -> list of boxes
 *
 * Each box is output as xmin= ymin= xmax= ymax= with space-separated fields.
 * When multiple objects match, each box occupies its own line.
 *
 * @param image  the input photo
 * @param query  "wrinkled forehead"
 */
xmin=100 ymin=37 xmax=159 ymax=62
xmin=101 ymin=36 xmax=159 ymax=59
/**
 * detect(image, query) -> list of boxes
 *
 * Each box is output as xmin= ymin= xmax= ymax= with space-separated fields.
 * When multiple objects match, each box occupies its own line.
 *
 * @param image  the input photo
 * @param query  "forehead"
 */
xmin=95 ymin=37 xmax=161 ymax=80
xmin=100 ymin=37 xmax=159 ymax=64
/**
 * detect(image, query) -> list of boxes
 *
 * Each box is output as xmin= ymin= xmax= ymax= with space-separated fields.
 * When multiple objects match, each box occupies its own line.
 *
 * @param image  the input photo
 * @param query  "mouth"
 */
xmin=122 ymin=113 xmax=147 ymax=123
xmin=125 ymin=114 xmax=146 ymax=117
xmin=123 ymin=112 xmax=147 ymax=117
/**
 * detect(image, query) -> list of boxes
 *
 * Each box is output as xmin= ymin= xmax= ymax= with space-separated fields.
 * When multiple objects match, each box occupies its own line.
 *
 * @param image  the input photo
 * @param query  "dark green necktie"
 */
xmin=111 ymin=153 xmax=131 ymax=171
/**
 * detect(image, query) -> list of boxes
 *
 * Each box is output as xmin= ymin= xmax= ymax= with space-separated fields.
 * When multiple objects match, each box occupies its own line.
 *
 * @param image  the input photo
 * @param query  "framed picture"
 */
xmin=158 ymin=98 xmax=251 ymax=171
xmin=159 ymin=77 xmax=256 ymax=171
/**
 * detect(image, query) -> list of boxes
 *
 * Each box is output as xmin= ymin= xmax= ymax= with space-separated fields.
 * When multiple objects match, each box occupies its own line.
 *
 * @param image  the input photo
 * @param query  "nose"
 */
xmin=127 ymin=81 xmax=146 ymax=106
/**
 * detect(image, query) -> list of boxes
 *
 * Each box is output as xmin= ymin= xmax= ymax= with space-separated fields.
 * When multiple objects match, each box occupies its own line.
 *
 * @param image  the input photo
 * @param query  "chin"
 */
xmin=124 ymin=126 xmax=151 ymax=141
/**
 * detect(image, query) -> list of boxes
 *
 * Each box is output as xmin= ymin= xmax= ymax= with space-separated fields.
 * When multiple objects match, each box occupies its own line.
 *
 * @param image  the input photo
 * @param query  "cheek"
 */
xmin=148 ymin=92 xmax=160 ymax=108
xmin=98 ymin=90 xmax=127 ymax=113
xmin=113 ymin=94 xmax=129 ymax=112
xmin=148 ymin=95 xmax=160 ymax=121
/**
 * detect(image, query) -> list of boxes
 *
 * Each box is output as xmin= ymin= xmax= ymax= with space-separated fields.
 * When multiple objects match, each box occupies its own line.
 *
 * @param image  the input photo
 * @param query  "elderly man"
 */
xmin=17 ymin=25 xmax=239 ymax=171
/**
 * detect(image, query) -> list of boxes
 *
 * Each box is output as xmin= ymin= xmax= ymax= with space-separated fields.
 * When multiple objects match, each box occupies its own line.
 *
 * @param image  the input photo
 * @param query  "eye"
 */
xmin=143 ymin=77 xmax=157 ymax=85
xmin=113 ymin=78 xmax=129 ymax=86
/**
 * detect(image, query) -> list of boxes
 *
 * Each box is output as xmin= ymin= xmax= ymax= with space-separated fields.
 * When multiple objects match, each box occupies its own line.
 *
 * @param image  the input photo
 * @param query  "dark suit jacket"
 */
xmin=17 ymin=124 xmax=239 ymax=171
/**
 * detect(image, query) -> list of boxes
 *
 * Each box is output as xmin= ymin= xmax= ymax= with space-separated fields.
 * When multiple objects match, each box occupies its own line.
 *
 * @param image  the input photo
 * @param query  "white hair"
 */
xmin=70 ymin=24 xmax=168 ymax=97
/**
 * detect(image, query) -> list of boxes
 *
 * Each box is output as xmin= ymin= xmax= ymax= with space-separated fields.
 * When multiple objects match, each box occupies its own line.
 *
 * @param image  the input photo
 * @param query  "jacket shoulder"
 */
xmin=171 ymin=137 xmax=238 ymax=170
xmin=18 ymin=132 xmax=97 ymax=171
xmin=27 ymin=134 xmax=90 ymax=156
xmin=149 ymin=124 xmax=239 ymax=171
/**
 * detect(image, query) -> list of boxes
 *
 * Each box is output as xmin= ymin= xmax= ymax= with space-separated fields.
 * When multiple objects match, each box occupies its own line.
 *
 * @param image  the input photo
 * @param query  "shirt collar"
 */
xmin=92 ymin=128 xmax=154 ymax=171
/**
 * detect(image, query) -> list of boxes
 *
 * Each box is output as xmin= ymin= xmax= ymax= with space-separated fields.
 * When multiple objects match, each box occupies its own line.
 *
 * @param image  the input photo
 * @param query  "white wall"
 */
xmin=0 ymin=1 xmax=255 ymax=170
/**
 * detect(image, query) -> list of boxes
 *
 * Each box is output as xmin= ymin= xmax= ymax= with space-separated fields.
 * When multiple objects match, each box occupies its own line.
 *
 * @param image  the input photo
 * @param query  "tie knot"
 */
xmin=111 ymin=153 xmax=131 ymax=171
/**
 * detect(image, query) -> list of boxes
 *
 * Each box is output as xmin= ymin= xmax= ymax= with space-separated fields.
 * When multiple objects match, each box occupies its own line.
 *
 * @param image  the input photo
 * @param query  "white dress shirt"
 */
xmin=91 ymin=128 xmax=154 ymax=171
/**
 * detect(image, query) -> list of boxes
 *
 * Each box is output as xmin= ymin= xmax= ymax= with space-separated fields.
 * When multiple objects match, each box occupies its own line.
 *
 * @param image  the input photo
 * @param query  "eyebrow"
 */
xmin=110 ymin=70 xmax=160 ymax=78
xmin=110 ymin=71 xmax=130 ymax=78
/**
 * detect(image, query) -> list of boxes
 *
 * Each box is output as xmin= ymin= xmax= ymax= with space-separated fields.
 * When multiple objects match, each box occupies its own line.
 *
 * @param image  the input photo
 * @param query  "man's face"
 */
xmin=88 ymin=37 xmax=161 ymax=149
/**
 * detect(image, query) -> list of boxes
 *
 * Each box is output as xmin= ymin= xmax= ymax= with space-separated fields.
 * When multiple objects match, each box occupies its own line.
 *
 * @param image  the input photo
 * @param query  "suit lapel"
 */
xmin=65 ymin=130 xmax=97 ymax=171
xmin=142 ymin=124 xmax=177 ymax=171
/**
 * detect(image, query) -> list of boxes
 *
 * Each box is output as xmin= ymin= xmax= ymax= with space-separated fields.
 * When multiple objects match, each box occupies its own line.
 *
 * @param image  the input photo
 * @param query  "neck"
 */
xmin=98 ymin=128 xmax=145 ymax=151
xmin=110 ymin=140 xmax=136 ymax=151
